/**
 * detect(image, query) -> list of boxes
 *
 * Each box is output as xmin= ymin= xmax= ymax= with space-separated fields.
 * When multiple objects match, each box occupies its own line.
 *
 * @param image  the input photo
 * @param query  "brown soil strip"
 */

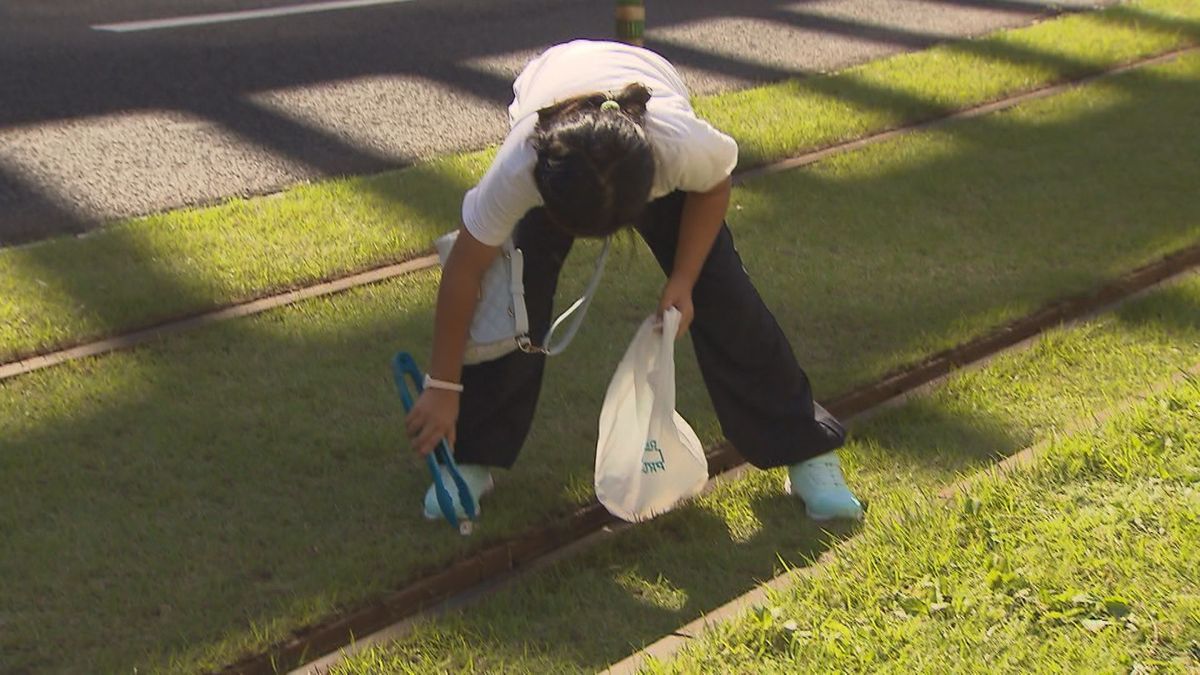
xmin=4 ymin=46 xmax=1196 ymax=383
xmin=219 ymin=243 xmax=1200 ymax=674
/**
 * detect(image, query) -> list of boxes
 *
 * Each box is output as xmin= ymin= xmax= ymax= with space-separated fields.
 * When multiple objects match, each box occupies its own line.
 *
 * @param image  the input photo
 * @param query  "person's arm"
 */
xmin=657 ymin=175 xmax=732 ymax=336
xmin=405 ymin=228 xmax=499 ymax=456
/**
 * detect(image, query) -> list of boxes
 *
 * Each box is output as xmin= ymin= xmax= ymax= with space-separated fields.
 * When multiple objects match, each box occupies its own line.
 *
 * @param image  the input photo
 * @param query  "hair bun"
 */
xmin=613 ymin=83 xmax=651 ymax=122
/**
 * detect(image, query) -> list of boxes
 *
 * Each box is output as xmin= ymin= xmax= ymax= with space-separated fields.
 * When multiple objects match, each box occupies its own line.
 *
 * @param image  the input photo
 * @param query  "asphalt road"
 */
xmin=0 ymin=0 xmax=1110 ymax=246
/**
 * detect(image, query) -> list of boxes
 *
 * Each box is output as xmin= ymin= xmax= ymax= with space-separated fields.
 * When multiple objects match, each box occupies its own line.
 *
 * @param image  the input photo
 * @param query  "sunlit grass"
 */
xmin=649 ymin=382 xmax=1200 ymax=673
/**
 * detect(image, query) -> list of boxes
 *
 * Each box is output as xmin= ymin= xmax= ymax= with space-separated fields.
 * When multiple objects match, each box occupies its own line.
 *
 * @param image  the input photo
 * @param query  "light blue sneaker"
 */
xmin=423 ymin=463 xmax=495 ymax=521
xmin=785 ymin=452 xmax=865 ymax=521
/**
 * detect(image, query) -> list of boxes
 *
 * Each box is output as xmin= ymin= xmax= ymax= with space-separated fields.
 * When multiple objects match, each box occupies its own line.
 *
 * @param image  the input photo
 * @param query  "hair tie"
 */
xmin=600 ymin=100 xmax=621 ymax=112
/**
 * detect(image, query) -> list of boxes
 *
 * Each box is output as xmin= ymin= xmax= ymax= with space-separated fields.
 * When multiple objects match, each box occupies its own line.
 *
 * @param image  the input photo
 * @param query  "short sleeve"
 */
xmin=462 ymin=116 xmax=543 ymax=247
xmin=646 ymin=103 xmax=739 ymax=195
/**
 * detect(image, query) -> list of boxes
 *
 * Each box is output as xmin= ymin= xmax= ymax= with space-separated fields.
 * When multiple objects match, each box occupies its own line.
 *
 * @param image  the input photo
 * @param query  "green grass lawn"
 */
xmin=1 ymin=50 xmax=1198 ymax=674
xmin=1 ymin=0 xmax=1197 ymax=363
xmin=646 ymin=380 xmax=1200 ymax=674
xmin=329 ymin=278 xmax=1200 ymax=675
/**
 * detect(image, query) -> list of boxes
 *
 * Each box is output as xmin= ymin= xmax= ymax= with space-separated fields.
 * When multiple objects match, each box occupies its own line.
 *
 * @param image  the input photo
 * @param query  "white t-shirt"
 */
xmin=461 ymin=40 xmax=739 ymax=247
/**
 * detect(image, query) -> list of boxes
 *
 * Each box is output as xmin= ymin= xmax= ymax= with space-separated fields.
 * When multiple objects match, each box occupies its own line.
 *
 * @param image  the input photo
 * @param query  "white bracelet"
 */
xmin=424 ymin=374 xmax=464 ymax=393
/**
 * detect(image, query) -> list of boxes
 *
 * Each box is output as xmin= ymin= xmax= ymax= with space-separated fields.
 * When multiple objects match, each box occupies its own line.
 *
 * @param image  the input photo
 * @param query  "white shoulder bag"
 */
xmin=435 ymin=231 xmax=610 ymax=365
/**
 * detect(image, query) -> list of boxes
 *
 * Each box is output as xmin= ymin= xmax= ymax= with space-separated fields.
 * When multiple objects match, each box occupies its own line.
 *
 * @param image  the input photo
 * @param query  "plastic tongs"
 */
xmin=391 ymin=352 xmax=477 ymax=535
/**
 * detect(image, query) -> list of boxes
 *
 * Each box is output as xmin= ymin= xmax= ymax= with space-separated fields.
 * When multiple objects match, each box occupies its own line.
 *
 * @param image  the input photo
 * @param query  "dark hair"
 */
xmin=531 ymin=83 xmax=655 ymax=238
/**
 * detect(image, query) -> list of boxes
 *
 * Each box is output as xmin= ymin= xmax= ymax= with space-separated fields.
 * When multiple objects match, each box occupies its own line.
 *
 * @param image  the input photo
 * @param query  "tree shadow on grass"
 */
xmin=1112 ymin=278 xmax=1200 ymax=342
xmin=848 ymin=397 xmax=1028 ymax=482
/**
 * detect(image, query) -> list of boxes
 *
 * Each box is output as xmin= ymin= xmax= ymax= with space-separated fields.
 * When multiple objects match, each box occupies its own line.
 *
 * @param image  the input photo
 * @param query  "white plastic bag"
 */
xmin=595 ymin=308 xmax=709 ymax=522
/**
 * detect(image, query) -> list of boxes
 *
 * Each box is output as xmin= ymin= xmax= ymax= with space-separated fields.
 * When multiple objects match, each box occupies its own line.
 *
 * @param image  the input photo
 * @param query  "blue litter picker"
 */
xmin=392 ymin=352 xmax=477 ymax=535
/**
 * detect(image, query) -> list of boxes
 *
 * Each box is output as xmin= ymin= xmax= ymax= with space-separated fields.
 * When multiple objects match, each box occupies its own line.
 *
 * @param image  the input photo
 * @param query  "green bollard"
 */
xmin=616 ymin=0 xmax=645 ymax=46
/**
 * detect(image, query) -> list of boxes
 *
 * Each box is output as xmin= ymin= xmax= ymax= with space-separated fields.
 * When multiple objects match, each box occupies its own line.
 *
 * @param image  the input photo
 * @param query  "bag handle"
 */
xmin=391 ymin=351 xmax=477 ymax=534
xmin=519 ymin=236 xmax=611 ymax=356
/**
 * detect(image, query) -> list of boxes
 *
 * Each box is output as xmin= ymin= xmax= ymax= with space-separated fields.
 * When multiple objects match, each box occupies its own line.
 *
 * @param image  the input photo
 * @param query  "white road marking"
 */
xmin=92 ymin=0 xmax=417 ymax=33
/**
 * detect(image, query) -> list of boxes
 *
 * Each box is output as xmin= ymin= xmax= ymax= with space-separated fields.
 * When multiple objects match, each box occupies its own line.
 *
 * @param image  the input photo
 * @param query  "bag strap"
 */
xmin=519 ymin=237 xmax=611 ymax=356
xmin=391 ymin=352 xmax=477 ymax=534
xmin=508 ymin=242 xmax=530 ymax=339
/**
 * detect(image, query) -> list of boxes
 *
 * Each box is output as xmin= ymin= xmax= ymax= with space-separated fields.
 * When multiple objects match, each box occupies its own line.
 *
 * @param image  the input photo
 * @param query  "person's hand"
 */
xmin=405 ymin=388 xmax=460 ymax=456
xmin=657 ymin=276 xmax=695 ymax=338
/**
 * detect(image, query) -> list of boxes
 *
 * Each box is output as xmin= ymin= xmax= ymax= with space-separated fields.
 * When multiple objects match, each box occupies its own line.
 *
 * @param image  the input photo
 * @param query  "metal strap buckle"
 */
xmin=516 ymin=335 xmax=548 ymax=355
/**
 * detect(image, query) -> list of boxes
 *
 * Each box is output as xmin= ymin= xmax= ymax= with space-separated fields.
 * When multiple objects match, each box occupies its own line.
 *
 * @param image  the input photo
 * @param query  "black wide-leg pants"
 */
xmin=453 ymin=191 xmax=845 ymax=470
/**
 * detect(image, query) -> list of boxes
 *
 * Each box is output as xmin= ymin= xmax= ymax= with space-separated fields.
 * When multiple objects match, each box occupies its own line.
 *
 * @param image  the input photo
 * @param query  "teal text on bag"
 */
xmin=642 ymin=439 xmax=666 ymax=474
